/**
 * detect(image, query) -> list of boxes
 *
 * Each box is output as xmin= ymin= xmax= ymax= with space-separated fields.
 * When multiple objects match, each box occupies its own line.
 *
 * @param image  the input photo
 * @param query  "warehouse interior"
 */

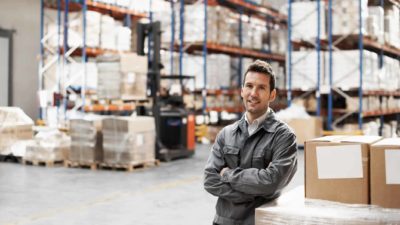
xmin=1 ymin=0 xmax=400 ymax=224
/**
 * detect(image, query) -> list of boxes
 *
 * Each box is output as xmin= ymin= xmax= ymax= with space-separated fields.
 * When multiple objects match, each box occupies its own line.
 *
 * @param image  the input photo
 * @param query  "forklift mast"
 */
xmin=136 ymin=21 xmax=195 ymax=161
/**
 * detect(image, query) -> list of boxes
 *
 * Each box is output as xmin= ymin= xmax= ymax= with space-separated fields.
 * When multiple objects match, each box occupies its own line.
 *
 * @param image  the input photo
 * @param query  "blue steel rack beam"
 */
xmin=81 ymin=0 xmax=87 ymax=110
xmin=179 ymin=0 xmax=184 ymax=78
xmin=63 ymin=0 xmax=69 ymax=118
xmin=358 ymin=0 xmax=364 ymax=130
xmin=203 ymin=0 xmax=208 ymax=113
xmin=327 ymin=0 xmax=333 ymax=130
xmin=287 ymin=0 xmax=292 ymax=107
xmin=316 ymin=0 xmax=321 ymax=117
xmin=39 ymin=0 xmax=45 ymax=120
xmin=170 ymin=0 xmax=175 ymax=76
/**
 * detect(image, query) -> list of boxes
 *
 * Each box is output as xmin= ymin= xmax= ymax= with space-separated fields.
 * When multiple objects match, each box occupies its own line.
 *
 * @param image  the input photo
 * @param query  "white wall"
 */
xmin=0 ymin=0 xmax=40 ymax=119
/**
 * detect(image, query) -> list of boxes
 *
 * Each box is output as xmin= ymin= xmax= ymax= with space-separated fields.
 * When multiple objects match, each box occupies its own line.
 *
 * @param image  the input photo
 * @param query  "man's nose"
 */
xmin=250 ymin=88 xmax=258 ymax=96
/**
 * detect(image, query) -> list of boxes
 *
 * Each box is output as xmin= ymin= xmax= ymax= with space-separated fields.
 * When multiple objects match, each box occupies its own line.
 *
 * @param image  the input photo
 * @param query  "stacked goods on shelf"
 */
xmin=291 ymin=1 xmax=326 ymax=40
xmin=291 ymin=50 xmax=399 ymax=91
xmin=0 ymin=107 xmax=34 ymax=156
xmin=290 ymin=51 xmax=324 ymax=91
xmin=331 ymin=50 xmax=379 ymax=90
xmin=184 ymin=4 xmax=219 ymax=44
xmin=154 ymin=4 xmax=268 ymax=50
xmin=96 ymin=55 xmax=121 ymax=99
xmin=100 ymin=15 xmax=118 ymax=50
xmin=102 ymin=116 xmax=156 ymax=164
xmin=255 ymin=186 xmax=400 ymax=224
xmin=331 ymin=0 xmax=368 ymax=36
xmin=379 ymin=56 xmax=400 ymax=91
xmin=69 ymin=11 xmax=101 ymax=48
xmin=265 ymin=29 xmax=287 ymax=54
xmin=67 ymin=60 xmax=98 ymax=90
xmin=24 ymin=129 xmax=71 ymax=163
xmin=362 ymin=120 xmax=399 ymax=137
xmin=367 ymin=6 xmax=384 ymax=43
xmin=119 ymin=53 xmax=148 ymax=100
xmin=69 ymin=117 xmax=103 ymax=163
xmin=384 ymin=6 xmax=400 ymax=48
xmin=116 ymin=26 xmax=131 ymax=51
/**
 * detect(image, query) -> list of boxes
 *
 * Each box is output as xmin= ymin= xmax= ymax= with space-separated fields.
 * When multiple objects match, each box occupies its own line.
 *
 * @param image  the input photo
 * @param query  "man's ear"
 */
xmin=269 ymin=89 xmax=277 ymax=102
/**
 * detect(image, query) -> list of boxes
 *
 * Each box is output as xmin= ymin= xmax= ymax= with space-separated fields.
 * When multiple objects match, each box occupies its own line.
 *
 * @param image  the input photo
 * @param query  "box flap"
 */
xmin=372 ymin=138 xmax=400 ymax=147
xmin=306 ymin=135 xmax=346 ymax=143
xmin=339 ymin=135 xmax=382 ymax=144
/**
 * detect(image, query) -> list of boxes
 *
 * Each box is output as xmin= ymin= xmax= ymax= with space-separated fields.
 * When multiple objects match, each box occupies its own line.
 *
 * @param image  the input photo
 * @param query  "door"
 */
xmin=0 ymin=29 xmax=12 ymax=106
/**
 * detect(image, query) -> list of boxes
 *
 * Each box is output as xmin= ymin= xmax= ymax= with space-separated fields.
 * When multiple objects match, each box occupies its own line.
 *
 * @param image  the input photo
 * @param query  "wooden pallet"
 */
xmin=22 ymin=159 xmax=63 ymax=167
xmin=64 ymin=160 xmax=98 ymax=170
xmin=99 ymin=159 xmax=160 ymax=172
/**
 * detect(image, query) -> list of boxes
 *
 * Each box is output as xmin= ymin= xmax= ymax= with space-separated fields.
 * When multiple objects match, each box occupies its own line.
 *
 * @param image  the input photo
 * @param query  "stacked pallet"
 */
xmin=101 ymin=116 xmax=156 ymax=170
xmin=68 ymin=117 xmax=103 ymax=168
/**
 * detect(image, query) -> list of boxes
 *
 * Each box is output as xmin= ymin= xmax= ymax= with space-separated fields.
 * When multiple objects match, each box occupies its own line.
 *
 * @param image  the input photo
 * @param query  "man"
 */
xmin=204 ymin=60 xmax=298 ymax=225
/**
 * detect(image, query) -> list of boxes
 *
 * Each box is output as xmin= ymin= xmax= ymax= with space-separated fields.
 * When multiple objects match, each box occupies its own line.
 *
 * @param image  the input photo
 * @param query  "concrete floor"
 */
xmin=0 ymin=144 xmax=304 ymax=225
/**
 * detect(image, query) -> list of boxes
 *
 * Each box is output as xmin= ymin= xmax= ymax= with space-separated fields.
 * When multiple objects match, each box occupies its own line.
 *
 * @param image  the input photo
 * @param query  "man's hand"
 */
xmin=220 ymin=167 xmax=230 ymax=176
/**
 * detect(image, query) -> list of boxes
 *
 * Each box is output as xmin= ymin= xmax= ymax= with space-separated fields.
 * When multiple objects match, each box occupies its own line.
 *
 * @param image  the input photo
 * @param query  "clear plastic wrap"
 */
xmin=0 ymin=107 xmax=33 ymax=155
xmin=69 ymin=117 xmax=103 ymax=163
xmin=102 ymin=116 xmax=155 ymax=165
xmin=256 ymin=186 xmax=400 ymax=225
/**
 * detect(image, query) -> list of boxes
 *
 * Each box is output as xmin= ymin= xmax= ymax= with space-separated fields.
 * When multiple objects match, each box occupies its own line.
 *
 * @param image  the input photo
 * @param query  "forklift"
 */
xmin=136 ymin=21 xmax=195 ymax=161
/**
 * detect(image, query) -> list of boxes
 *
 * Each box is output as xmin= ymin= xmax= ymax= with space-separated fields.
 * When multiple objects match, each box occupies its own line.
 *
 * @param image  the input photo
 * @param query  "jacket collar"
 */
xmin=233 ymin=109 xmax=279 ymax=133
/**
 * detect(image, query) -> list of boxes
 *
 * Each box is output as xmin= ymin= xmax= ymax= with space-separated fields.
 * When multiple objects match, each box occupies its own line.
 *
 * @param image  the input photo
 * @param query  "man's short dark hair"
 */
xmin=243 ymin=60 xmax=276 ymax=92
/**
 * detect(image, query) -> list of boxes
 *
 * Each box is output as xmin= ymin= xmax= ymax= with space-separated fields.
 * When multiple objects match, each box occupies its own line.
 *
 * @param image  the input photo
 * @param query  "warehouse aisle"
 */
xmin=0 ymin=144 xmax=304 ymax=225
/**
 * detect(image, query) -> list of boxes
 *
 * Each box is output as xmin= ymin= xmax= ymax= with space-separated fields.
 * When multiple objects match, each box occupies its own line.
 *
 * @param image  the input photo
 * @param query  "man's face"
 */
xmin=241 ymin=71 xmax=276 ymax=120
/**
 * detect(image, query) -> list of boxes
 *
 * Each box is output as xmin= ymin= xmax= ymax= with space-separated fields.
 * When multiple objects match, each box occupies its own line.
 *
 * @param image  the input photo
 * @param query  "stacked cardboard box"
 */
xmin=291 ymin=1 xmax=326 ymax=40
xmin=332 ymin=0 xmax=368 ymax=36
xmin=119 ymin=53 xmax=148 ymax=100
xmin=69 ymin=118 xmax=103 ymax=163
xmin=305 ymin=135 xmax=382 ymax=204
xmin=371 ymin=138 xmax=400 ymax=208
xmin=0 ymin=107 xmax=34 ymax=155
xmin=97 ymin=56 xmax=121 ymax=99
xmin=102 ymin=116 xmax=155 ymax=164
xmin=255 ymin=186 xmax=400 ymax=225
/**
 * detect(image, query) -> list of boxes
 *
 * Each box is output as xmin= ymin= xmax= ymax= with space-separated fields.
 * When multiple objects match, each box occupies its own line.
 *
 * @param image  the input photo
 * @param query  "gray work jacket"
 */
xmin=204 ymin=110 xmax=297 ymax=225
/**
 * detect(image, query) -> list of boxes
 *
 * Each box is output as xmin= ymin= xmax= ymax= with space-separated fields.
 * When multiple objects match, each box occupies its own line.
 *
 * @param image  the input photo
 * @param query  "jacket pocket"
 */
xmin=223 ymin=145 xmax=240 ymax=168
xmin=252 ymin=148 xmax=266 ymax=168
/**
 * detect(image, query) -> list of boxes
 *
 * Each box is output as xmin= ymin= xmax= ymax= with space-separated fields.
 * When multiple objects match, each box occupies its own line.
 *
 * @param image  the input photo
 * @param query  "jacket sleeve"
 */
xmin=221 ymin=128 xmax=297 ymax=196
xmin=203 ymin=129 xmax=255 ymax=204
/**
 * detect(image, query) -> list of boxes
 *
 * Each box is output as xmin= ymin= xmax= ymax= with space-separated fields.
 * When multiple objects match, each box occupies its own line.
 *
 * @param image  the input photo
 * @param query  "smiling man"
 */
xmin=204 ymin=60 xmax=298 ymax=225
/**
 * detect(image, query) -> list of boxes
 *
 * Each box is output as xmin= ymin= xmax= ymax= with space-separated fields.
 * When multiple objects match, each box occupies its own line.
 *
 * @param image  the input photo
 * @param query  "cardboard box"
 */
xmin=285 ymin=117 xmax=323 ymax=146
xmin=256 ymin=186 xmax=400 ymax=225
xmin=305 ymin=135 xmax=382 ymax=204
xmin=371 ymin=138 xmax=400 ymax=208
xmin=120 ymin=53 xmax=147 ymax=73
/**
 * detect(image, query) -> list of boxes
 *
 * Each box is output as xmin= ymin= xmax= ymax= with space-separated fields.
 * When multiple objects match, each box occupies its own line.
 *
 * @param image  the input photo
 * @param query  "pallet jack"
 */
xmin=137 ymin=21 xmax=195 ymax=161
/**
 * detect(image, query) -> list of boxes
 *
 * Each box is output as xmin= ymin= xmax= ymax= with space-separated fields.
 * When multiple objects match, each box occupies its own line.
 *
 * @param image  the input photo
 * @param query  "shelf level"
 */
xmin=363 ymin=109 xmax=400 ymax=118
xmin=45 ymin=0 xmax=147 ymax=19
xmin=215 ymin=0 xmax=287 ymax=24
xmin=62 ymin=47 xmax=131 ymax=57
xmin=84 ymin=103 xmax=136 ymax=112
xmin=188 ymin=42 xmax=285 ymax=62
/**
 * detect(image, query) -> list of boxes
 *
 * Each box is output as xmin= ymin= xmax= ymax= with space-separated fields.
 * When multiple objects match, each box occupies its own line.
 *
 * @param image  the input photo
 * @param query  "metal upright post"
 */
xmin=81 ymin=0 xmax=87 ymax=110
xmin=63 ymin=0 xmax=69 ymax=119
xmin=328 ymin=0 xmax=333 ymax=130
xmin=203 ymin=0 xmax=208 ymax=113
xmin=179 ymin=0 xmax=184 ymax=78
xmin=316 ymin=0 xmax=321 ymax=116
xmin=56 ymin=0 xmax=61 ymax=95
xmin=358 ymin=0 xmax=364 ymax=129
xmin=124 ymin=14 xmax=131 ymax=27
xmin=378 ymin=0 xmax=384 ymax=135
xmin=238 ymin=7 xmax=243 ymax=87
xmin=287 ymin=0 xmax=292 ymax=107
xmin=148 ymin=0 xmax=153 ymax=68
xmin=39 ymin=0 xmax=45 ymax=119
xmin=170 ymin=0 xmax=175 ymax=76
